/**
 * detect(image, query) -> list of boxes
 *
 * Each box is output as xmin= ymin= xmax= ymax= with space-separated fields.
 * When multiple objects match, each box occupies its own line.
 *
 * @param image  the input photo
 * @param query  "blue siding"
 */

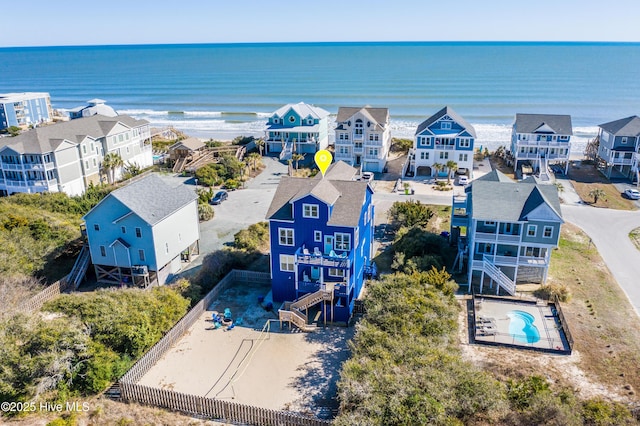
xmin=269 ymin=187 xmax=374 ymax=323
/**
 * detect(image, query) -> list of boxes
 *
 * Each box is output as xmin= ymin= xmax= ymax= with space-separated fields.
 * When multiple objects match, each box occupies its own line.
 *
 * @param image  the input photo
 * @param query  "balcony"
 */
xmin=334 ymin=152 xmax=352 ymax=161
xmin=2 ymin=163 xmax=23 ymax=171
xmin=353 ymin=145 xmax=364 ymax=154
xmin=295 ymin=246 xmax=352 ymax=269
xmin=353 ymin=132 xmax=364 ymax=141
xmin=610 ymin=157 xmax=634 ymax=166
xmin=474 ymin=232 xmax=521 ymax=243
xmin=434 ymin=144 xmax=456 ymax=150
xmin=473 ymin=254 xmax=548 ymax=267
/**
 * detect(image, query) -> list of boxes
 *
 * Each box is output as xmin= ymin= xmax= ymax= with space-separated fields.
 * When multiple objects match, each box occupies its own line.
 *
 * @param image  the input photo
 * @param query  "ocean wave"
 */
xmin=119 ymin=109 xmax=168 ymax=116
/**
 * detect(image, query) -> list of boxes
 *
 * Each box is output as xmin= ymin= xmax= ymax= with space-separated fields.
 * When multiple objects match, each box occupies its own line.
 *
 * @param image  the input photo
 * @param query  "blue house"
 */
xmin=264 ymin=102 xmax=330 ymax=160
xmin=596 ymin=115 xmax=640 ymax=181
xmin=407 ymin=106 xmax=476 ymax=178
xmin=266 ymin=161 xmax=375 ymax=326
xmin=0 ymin=92 xmax=53 ymax=130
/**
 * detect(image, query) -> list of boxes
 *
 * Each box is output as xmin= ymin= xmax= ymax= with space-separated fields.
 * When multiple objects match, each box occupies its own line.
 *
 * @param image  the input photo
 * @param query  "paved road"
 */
xmin=561 ymin=205 xmax=640 ymax=316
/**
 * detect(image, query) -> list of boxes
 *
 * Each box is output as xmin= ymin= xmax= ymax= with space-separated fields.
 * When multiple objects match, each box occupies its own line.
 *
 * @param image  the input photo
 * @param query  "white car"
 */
xmin=457 ymin=176 xmax=469 ymax=186
xmin=361 ymin=172 xmax=374 ymax=182
xmin=624 ymin=188 xmax=640 ymax=200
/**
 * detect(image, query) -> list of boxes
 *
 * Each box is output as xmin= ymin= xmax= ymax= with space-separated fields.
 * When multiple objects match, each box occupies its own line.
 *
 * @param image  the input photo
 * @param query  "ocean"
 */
xmin=1 ymin=42 xmax=640 ymax=153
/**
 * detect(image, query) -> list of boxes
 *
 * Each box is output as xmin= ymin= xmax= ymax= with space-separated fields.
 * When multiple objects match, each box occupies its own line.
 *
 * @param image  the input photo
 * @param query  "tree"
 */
xmin=6 ymin=126 xmax=21 ymax=137
xmin=554 ymin=182 xmax=564 ymax=194
xmin=387 ymin=200 xmax=434 ymax=230
xmin=255 ymin=138 xmax=265 ymax=156
xmin=433 ymin=162 xmax=445 ymax=178
xmin=588 ymin=188 xmax=606 ymax=204
xmin=246 ymin=152 xmax=262 ymax=171
xmin=101 ymin=152 xmax=124 ymax=184
xmin=292 ymin=153 xmax=305 ymax=170
xmin=446 ymin=160 xmax=458 ymax=184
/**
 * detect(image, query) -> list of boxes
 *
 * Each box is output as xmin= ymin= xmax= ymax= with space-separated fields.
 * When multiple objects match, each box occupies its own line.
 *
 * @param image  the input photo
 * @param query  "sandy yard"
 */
xmin=138 ymin=280 xmax=354 ymax=418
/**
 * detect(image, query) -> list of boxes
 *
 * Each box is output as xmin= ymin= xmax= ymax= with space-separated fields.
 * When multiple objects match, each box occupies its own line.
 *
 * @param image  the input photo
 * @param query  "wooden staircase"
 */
xmin=278 ymin=288 xmax=334 ymax=332
xmin=67 ymin=244 xmax=90 ymax=290
xmin=481 ymin=256 xmax=516 ymax=295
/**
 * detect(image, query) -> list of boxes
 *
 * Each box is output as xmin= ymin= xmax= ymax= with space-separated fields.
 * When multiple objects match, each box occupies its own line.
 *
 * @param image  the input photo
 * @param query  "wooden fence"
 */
xmin=18 ymin=277 xmax=73 ymax=313
xmin=552 ymin=294 xmax=574 ymax=351
xmin=119 ymin=383 xmax=330 ymax=426
xmin=116 ymin=270 xmax=330 ymax=425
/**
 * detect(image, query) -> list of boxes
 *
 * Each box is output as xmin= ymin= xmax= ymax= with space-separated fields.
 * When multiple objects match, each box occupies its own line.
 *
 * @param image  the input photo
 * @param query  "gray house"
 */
xmin=83 ymin=174 xmax=199 ymax=287
xmin=596 ymin=115 xmax=640 ymax=181
xmin=451 ymin=170 xmax=563 ymax=294
xmin=510 ymin=113 xmax=572 ymax=181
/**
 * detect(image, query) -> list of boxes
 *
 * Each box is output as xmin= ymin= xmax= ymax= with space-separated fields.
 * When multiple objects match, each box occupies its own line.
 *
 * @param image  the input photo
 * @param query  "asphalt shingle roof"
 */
xmin=0 ymin=114 xmax=149 ymax=154
xmin=598 ymin=116 xmax=640 ymax=136
xmin=108 ymin=174 xmax=197 ymax=226
xmin=514 ymin=113 xmax=573 ymax=135
xmin=415 ymin=106 xmax=477 ymax=138
xmin=470 ymin=170 xmax=562 ymax=222
xmin=335 ymin=106 xmax=389 ymax=131
xmin=266 ymin=161 xmax=368 ymax=227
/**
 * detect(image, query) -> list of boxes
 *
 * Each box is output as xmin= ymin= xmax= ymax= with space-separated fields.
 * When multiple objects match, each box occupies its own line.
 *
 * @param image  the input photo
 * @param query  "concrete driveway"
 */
xmin=561 ymin=205 xmax=640 ymax=316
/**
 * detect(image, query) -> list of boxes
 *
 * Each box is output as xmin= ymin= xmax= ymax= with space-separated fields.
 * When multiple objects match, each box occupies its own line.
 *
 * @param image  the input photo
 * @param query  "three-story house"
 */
xmin=596 ymin=115 xmax=640 ymax=182
xmin=334 ymin=106 xmax=390 ymax=173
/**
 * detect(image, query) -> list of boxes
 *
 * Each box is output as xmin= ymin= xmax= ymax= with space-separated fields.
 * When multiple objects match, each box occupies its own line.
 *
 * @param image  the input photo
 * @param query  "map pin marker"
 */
xmin=314 ymin=149 xmax=332 ymax=178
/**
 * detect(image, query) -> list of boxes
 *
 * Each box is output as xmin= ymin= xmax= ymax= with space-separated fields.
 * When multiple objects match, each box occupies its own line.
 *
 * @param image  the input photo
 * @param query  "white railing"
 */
xmin=435 ymin=144 xmax=455 ymax=150
xmin=482 ymin=256 xmax=516 ymax=295
xmin=521 ymin=256 xmax=548 ymax=265
xmin=474 ymin=232 xmax=521 ymax=243
xmin=611 ymin=157 xmax=635 ymax=165
xmin=492 ymin=255 xmax=518 ymax=265
xmin=2 ymin=163 xmax=22 ymax=170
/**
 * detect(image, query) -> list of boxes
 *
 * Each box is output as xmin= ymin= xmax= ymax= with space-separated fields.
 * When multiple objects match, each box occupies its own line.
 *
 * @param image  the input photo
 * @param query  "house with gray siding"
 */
xmin=0 ymin=114 xmax=152 ymax=196
xmin=334 ymin=106 xmax=391 ymax=173
xmin=510 ymin=113 xmax=572 ymax=181
xmin=264 ymin=102 xmax=330 ymax=160
xmin=451 ymin=170 xmax=563 ymax=295
xmin=0 ymin=92 xmax=53 ymax=130
xmin=596 ymin=115 xmax=640 ymax=182
xmin=83 ymin=174 xmax=199 ymax=287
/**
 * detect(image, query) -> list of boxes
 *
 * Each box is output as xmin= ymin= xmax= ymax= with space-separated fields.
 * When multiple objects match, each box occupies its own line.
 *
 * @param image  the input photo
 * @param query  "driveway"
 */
xmin=561 ymin=205 xmax=640 ymax=316
xmin=181 ymin=156 xmax=287 ymax=274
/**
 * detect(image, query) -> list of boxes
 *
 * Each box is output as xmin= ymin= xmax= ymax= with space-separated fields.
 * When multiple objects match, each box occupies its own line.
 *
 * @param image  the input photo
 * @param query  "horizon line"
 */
xmin=2 ymin=40 xmax=640 ymax=49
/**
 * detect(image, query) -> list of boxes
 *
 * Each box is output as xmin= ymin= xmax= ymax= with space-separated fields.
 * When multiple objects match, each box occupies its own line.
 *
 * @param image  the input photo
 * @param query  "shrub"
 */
xmin=234 ymin=222 xmax=269 ymax=252
xmin=223 ymin=178 xmax=240 ymax=190
xmin=534 ymin=283 xmax=571 ymax=302
xmin=390 ymin=138 xmax=413 ymax=153
xmin=198 ymin=203 xmax=214 ymax=221
xmin=387 ymin=200 xmax=434 ymax=229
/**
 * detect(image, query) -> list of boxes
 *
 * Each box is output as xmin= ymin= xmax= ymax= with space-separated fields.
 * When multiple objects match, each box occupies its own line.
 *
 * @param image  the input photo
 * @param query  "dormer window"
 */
xmin=307 ymin=118 xmax=313 ymax=125
xmin=442 ymin=121 xmax=452 ymax=130
xmin=622 ymin=137 xmax=628 ymax=144
xmin=289 ymin=116 xmax=296 ymax=123
xmin=303 ymin=204 xmax=319 ymax=218
xmin=273 ymin=118 xmax=279 ymax=124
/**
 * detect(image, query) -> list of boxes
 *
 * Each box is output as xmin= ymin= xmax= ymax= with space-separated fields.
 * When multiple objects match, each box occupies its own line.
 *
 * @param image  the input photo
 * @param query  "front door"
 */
xmin=324 ymin=235 xmax=334 ymax=254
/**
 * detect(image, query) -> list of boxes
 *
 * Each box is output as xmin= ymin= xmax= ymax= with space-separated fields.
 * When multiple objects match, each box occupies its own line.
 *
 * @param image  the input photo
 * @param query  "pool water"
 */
xmin=507 ymin=310 xmax=540 ymax=344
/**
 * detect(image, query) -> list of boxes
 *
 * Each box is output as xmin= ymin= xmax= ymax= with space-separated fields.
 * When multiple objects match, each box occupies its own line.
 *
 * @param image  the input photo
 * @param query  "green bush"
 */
xmin=534 ymin=283 xmax=571 ymax=302
xmin=387 ymin=200 xmax=434 ymax=229
xmin=198 ymin=203 xmax=214 ymax=221
xmin=234 ymin=222 xmax=269 ymax=252
xmin=582 ymin=398 xmax=634 ymax=425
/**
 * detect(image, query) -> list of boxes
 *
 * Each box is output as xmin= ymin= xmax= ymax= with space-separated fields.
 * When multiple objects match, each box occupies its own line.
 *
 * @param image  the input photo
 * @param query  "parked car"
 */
xmin=361 ymin=172 xmax=374 ymax=182
xmin=457 ymin=176 xmax=469 ymax=186
xmin=210 ymin=190 xmax=229 ymax=205
xmin=624 ymin=188 xmax=640 ymax=200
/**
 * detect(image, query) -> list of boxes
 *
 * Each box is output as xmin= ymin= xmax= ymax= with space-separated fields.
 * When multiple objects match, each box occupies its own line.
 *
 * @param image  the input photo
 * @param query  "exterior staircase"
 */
xmin=67 ymin=244 xmax=90 ymax=290
xmin=279 ymin=141 xmax=293 ymax=161
xmin=539 ymin=156 xmax=550 ymax=182
xmin=172 ymin=157 xmax=187 ymax=173
xmin=278 ymin=288 xmax=333 ymax=331
xmin=481 ymin=256 xmax=516 ymax=295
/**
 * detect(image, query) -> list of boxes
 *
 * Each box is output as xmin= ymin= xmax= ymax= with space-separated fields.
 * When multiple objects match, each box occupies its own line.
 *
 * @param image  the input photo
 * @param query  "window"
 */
xmin=126 ymin=146 xmax=130 ymax=154
xmin=139 ymin=249 xmax=145 ymax=261
xmin=100 ymin=245 xmax=106 ymax=257
xmin=135 ymin=227 xmax=142 ymax=238
xmin=82 ymin=145 xmax=87 ymax=154
xmin=622 ymin=137 xmax=628 ymax=144
xmin=527 ymin=225 xmax=537 ymax=237
xmin=85 ymin=160 xmax=89 ymax=169
xmin=279 ymin=228 xmax=294 ymax=246
xmin=314 ymin=230 xmax=322 ymax=242
xmin=303 ymin=204 xmax=319 ymax=218
xmin=93 ymin=158 xmax=97 ymax=167
xmin=368 ymin=148 xmax=378 ymax=156
xmin=94 ymin=224 xmax=100 ymax=231
xmin=279 ymin=254 xmax=295 ymax=272
xmin=543 ymin=226 xmax=553 ymax=238
xmin=485 ymin=221 xmax=496 ymax=227
xmin=121 ymin=226 xmax=126 ymax=234
xmin=335 ymin=233 xmax=351 ymax=250
xmin=420 ymin=151 xmax=429 ymax=160
xmin=273 ymin=118 xmax=279 ymax=124
xmin=289 ymin=116 xmax=296 ymax=123
xmin=439 ymin=152 xmax=449 ymax=159
xmin=118 ymin=134 xmax=124 ymax=142
xmin=459 ymin=139 xmax=470 ymax=148
xmin=165 ymin=242 xmax=169 ymax=254
xmin=329 ymin=268 xmax=345 ymax=277
xmin=91 ymin=142 xmax=95 ymax=152
xmin=441 ymin=121 xmax=452 ymax=129
xmin=459 ymin=153 xmax=468 ymax=162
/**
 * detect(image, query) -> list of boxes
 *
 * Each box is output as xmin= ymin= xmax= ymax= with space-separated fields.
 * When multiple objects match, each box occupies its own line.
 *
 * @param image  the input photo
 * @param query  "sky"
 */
xmin=3 ymin=0 xmax=640 ymax=47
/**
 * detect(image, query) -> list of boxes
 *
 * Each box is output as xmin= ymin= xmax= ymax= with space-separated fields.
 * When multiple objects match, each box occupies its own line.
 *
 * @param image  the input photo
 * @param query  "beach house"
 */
xmin=68 ymin=99 xmax=118 ymax=119
xmin=0 ymin=114 xmax=152 ymax=196
xmin=266 ymin=161 xmax=375 ymax=325
xmin=407 ymin=106 xmax=475 ymax=178
xmin=451 ymin=170 xmax=563 ymax=295
xmin=510 ymin=113 xmax=572 ymax=180
xmin=0 ymin=92 xmax=53 ymax=130
xmin=264 ymin=102 xmax=330 ymax=160
xmin=595 ymin=115 xmax=640 ymax=182
xmin=334 ymin=106 xmax=391 ymax=173
xmin=83 ymin=174 xmax=199 ymax=287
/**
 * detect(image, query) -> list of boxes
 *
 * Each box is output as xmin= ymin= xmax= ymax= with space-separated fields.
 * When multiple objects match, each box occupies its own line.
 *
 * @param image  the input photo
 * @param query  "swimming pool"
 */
xmin=507 ymin=310 xmax=540 ymax=344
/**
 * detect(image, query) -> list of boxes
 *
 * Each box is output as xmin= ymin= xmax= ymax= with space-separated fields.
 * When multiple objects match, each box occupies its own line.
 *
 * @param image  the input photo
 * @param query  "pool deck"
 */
xmin=473 ymin=296 xmax=570 ymax=353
